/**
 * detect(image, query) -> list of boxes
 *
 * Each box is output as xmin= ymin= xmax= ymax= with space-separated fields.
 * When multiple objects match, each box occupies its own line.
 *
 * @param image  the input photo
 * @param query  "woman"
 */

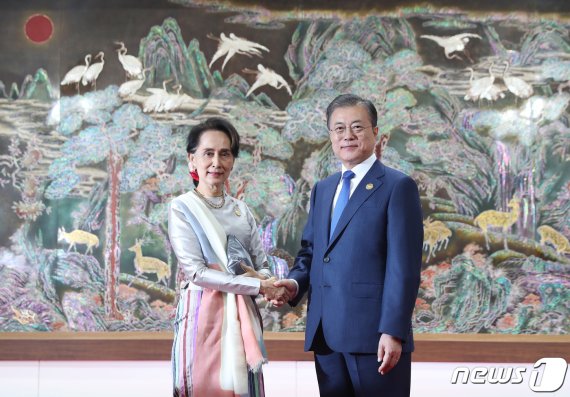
xmin=168 ymin=117 xmax=283 ymax=397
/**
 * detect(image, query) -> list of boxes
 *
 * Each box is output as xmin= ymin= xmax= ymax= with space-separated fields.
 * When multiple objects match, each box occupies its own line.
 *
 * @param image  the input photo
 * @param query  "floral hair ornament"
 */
xmin=190 ymin=170 xmax=199 ymax=182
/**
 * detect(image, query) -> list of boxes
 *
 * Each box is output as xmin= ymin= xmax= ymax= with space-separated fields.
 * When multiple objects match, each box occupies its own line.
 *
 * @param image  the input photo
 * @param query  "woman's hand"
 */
xmin=240 ymin=263 xmax=266 ymax=280
xmin=259 ymin=278 xmax=290 ymax=303
xmin=240 ymin=264 xmax=290 ymax=302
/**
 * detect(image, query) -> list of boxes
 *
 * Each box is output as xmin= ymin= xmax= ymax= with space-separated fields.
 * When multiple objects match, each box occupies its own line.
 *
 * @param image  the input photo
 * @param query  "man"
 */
xmin=274 ymin=94 xmax=423 ymax=397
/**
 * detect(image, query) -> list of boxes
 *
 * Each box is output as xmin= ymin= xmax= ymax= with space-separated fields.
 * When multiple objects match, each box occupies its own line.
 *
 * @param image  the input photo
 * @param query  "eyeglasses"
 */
xmin=329 ymin=124 xmax=374 ymax=137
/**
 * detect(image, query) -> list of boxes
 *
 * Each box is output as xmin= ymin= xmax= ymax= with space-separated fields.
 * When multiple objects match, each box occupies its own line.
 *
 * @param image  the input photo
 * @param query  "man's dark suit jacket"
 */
xmin=288 ymin=160 xmax=423 ymax=354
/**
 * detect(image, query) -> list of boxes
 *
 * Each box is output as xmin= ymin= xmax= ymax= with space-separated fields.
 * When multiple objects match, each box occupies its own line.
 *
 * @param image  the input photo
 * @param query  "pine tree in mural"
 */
xmin=45 ymin=86 xmax=173 ymax=319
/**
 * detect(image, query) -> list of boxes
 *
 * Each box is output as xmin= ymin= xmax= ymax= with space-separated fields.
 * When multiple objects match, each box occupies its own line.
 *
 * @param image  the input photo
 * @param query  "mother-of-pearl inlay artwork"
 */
xmin=0 ymin=0 xmax=568 ymax=334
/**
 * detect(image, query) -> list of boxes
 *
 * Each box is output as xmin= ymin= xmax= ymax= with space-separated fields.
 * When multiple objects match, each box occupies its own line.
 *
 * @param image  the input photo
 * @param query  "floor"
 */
xmin=0 ymin=360 xmax=568 ymax=396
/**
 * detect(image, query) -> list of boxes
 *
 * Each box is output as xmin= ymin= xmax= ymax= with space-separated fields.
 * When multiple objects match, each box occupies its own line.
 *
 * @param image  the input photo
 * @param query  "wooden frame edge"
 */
xmin=0 ymin=333 xmax=568 ymax=362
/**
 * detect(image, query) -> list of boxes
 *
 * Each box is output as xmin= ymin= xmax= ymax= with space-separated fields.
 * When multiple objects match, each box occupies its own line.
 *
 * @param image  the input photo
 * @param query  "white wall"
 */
xmin=0 ymin=361 xmax=568 ymax=397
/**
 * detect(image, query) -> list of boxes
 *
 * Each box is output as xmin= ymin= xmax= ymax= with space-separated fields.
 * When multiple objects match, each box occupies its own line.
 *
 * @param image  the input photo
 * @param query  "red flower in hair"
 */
xmin=190 ymin=170 xmax=199 ymax=181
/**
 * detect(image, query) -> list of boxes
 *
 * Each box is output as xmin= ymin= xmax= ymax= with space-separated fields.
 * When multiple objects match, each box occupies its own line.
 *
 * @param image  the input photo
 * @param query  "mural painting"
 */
xmin=0 ymin=1 xmax=569 ymax=335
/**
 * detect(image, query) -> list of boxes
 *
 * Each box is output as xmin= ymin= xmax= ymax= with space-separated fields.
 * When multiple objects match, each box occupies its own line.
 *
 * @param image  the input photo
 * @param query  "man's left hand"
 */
xmin=378 ymin=334 xmax=402 ymax=375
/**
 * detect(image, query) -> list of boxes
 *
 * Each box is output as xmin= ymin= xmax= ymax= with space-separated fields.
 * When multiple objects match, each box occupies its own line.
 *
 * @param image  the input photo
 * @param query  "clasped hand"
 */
xmin=240 ymin=263 xmax=290 ymax=304
xmin=259 ymin=278 xmax=290 ymax=304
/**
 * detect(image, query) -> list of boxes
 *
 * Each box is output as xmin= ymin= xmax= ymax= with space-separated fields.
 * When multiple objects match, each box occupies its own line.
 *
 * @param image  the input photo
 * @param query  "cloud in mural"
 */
xmin=519 ymin=94 xmax=570 ymax=122
xmin=470 ymin=93 xmax=570 ymax=146
xmin=539 ymin=58 xmax=570 ymax=81
xmin=471 ymin=109 xmax=538 ymax=146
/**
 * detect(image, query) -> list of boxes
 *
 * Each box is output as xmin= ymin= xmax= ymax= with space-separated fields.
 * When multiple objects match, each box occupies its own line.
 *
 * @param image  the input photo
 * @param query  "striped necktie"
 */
xmin=330 ymin=170 xmax=355 ymax=240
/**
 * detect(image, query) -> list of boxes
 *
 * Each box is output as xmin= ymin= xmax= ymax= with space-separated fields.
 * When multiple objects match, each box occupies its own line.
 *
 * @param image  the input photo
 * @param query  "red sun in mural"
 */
xmin=25 ymin=14 xmax=54 ymax=44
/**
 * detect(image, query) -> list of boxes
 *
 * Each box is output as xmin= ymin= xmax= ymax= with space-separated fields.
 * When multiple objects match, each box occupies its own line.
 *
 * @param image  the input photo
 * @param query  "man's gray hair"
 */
xmin=325 ymin=94 xmax=378 ymax=129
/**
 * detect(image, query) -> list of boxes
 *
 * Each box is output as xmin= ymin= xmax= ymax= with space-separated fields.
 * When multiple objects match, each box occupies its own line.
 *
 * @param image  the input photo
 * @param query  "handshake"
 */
xmin=240 ymin=263 xmax=296 ymax=307
xmin=259 ymin=278 xmax=297 ymax=307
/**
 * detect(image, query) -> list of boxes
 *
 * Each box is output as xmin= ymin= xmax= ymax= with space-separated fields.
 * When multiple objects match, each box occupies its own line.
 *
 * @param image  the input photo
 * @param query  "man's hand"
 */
xmin=269 ymin=279 xmax=298 ymax=307
xmin=378 ymin=334 xmax=402 ymax=375
xmin=259 ymin=278 xmax=289 ymax=302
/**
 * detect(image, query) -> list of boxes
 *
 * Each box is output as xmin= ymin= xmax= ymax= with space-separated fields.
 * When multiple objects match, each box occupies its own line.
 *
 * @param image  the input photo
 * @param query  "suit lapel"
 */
xmin=327 ymin=161 xmax=385 ymax=250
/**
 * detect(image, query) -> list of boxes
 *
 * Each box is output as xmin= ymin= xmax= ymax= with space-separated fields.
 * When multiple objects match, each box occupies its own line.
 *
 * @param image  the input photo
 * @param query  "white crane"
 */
xmin=61 ymin=54 xmax=92 ymax=94
xmin=161 ymin=84 xmax=188 ymax=112
xmin=143 ymin=79 xmax=172 ymax=113
xmin=118 ymin=68 xmax=150 ymax=98
xmin=464 ymin=63 xmax=505 ymax=102
xmin=421 ymin=33 xmax=482 ymax=62
xmin=115 ymin=41 xmax=143 ymax=79
xmin=479 ymin=64 xmax=506 ymax=102
xmin=228 ymin=32 xmax=269 ymax=54
xmin=208 ymin=32 xmax=269 ymax=71
xmin=502 ymin=61 xmax=533 ymax=99
xmin=244 ymin=64 xmax=292 ymax=97
xmin=81 ymin=51 xmax=105 ymax=90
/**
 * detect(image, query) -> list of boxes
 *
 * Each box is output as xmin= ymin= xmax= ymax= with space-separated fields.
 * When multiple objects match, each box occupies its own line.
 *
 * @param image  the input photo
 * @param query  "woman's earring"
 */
xmin=189 ymin=164 xmax=199 ymax=182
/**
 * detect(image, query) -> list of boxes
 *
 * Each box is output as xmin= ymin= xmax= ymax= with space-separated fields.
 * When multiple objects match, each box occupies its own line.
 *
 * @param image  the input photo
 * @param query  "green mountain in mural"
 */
xmin=139 ymin=17 xmax=221 ymax=98
xmin=21 ymin=69 xmax=55 ymax=101
xmin=0 ymin=69 xmax=54 ymax=101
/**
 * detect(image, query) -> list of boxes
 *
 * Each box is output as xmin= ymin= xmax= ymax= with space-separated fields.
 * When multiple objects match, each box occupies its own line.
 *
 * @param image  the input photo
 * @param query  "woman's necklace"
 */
xmin=193 ymin=188 xmax=225 ymax=209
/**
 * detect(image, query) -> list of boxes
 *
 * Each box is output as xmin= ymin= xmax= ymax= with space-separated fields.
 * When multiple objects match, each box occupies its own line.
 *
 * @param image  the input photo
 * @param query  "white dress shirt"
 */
xmin=331 ymin=153 xmax=378 ymax=213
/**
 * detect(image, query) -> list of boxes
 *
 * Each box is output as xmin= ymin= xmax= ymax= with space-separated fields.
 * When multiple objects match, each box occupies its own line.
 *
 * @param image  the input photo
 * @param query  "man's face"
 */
xmin=329 ymin=105 xmax=379 ymax=169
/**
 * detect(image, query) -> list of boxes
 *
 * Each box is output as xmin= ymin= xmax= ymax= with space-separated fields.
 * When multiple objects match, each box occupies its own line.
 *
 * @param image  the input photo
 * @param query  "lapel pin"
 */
xmin=366 ymin=183 xmax=374 ymax=190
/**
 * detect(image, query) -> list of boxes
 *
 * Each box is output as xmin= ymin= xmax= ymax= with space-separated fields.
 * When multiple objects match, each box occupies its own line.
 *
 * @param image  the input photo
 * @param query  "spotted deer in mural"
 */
xmin=423 ymin=217 xmax=452 ymax=262
xmin=537 ymin=225 xmax=570 ymax=255
xmin=57 ymin=227 xmax=100 ymax=255
xmin=474 ymin=198 xmax=520 ymax=250
xmin=128 ymin=239 xmax=171 ymax=285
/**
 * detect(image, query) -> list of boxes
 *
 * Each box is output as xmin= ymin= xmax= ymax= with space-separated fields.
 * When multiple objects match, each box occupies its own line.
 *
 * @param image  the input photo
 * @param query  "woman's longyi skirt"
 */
xmin=172 ymin=288 xmax=265 ymax=397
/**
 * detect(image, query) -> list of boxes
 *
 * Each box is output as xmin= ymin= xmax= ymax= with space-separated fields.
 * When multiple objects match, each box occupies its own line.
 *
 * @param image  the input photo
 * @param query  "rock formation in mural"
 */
xmin=0 ymin=1 xmax=568 ymax=334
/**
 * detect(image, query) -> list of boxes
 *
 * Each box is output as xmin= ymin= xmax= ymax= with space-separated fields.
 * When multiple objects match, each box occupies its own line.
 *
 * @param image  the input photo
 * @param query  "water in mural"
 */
xmin=0 ymin=1 xmax=568 ymax=334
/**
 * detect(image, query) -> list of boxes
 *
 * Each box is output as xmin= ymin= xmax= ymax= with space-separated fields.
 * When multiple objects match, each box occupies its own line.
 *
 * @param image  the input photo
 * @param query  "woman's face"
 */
xmin=188 ymin=129 xmax=235 ymax=189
